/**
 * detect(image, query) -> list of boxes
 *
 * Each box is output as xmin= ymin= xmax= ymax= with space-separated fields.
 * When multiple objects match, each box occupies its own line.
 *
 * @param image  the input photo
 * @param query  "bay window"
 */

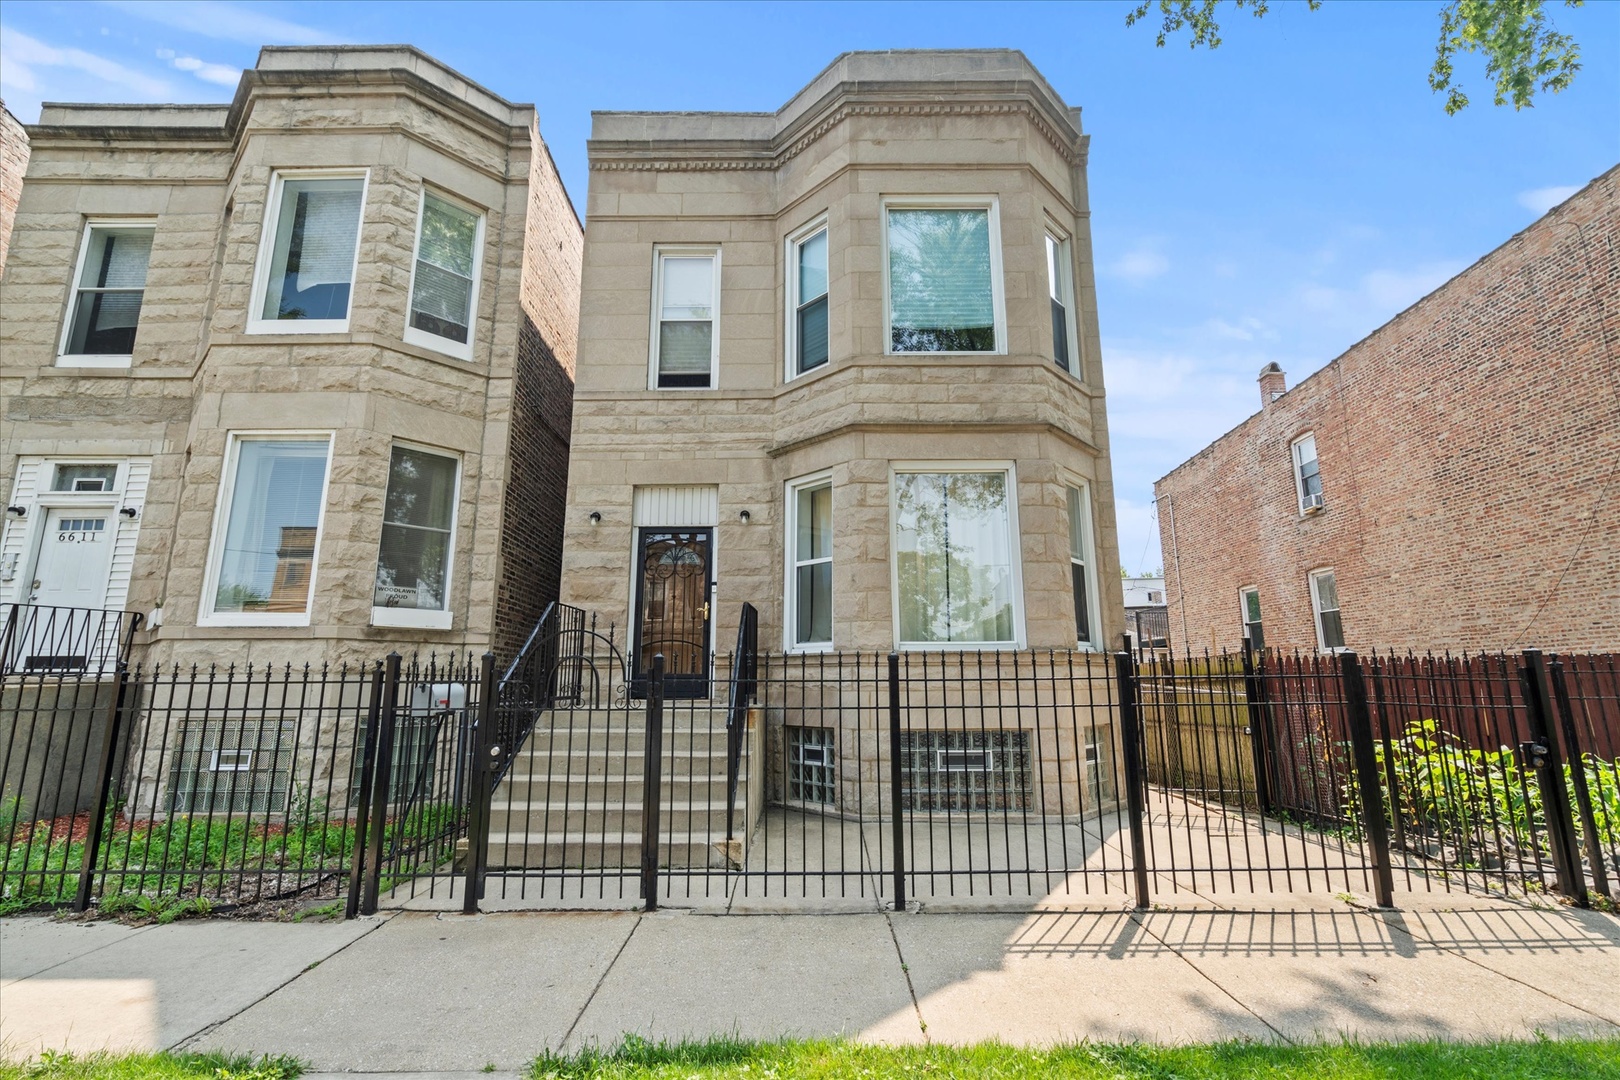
xmin=1046 ymin=231 xmax=1078 ymax=374
xmin=405 ymin=191 xmax=484 ymax=358
xmin=373 ymin=445 xmax=459 ymax=629
xmin=893 ymin=468 xmax=1019 ymax=646
xmin=202 ymin=435 xmax=333 ymax=625
xmin=885 ymin=201 xmax=1003 ymax=354
xmin=1067 ymin=485 xmax=1098 ymax=647
xmin=789 ymin=223 xmax=829 ymax=376
xmin=787 ymin=475 xmax=833 ymax=649
xmin=250 ymin=172 xmax=366 ymax=333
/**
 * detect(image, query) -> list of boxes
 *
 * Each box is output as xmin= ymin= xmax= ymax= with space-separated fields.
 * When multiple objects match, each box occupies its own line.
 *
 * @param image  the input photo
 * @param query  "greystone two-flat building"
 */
xmin=562 ymin=49 xmax=1125 ymax=683
xmin=0 ymin=47 xmax=581 ymax=673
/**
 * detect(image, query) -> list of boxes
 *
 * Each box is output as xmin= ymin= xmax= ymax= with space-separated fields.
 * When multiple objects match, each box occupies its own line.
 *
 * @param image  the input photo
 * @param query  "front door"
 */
xmin=632 ymin=528 xmax=713 ymax=699
xmin=14 ymin=508 xmax=117 ymax=671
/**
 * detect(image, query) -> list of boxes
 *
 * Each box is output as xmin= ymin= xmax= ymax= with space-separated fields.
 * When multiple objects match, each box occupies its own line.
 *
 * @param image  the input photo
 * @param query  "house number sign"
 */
xmin=57 ymin=518 xmax=107 ymax=543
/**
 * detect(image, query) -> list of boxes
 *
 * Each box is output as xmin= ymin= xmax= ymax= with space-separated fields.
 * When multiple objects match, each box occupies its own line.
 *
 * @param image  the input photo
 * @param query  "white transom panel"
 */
xmin=632 ymin=485 xmax=718 ymax=527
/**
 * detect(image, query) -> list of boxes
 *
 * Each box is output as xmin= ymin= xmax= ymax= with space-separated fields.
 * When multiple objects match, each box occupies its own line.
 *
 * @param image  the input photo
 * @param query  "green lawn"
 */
xmin=530 ymin=1036 xmax=1620 ymax=1080
xmin=0 ymin=1051 xmax=299 ymax=1080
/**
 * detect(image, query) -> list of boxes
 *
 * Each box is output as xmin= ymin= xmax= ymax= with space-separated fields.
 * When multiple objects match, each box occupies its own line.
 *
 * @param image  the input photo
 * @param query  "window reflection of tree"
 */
xmin=896 ymin=474 xmax=1014 ymax=643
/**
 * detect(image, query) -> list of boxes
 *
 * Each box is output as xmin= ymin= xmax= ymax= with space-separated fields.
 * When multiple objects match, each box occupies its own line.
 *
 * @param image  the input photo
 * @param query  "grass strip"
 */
xmin=0 ymin=1050 xmax=301 ymax=1080
xmin=530 ymin=1035 xmax=1620 ymax=1079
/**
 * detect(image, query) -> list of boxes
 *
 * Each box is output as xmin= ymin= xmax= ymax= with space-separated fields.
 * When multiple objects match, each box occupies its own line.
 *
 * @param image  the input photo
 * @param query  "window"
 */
xmin=899 ymin=730 xmax=1030 ymax=812
xmin=202 ymin=435 xmax=332 ymax=625
xmin=651 ymin=249 xmax=719 ymax=388
xmin=169 ymin=720 xmax=295 ymax=814
xmin=787 ymin=475 xmax=832 ymax=649
xmin=60 ymin=222 xmax=153 ymax=365
xmin=885 ymin=201 xmax=1003 ymax=353
xmin=250 ymin=172 xmax=366 ymax=333
xmin=405 ymin=190 xmax=484 ymax=358
xmin=1084 ymin=730 xmax=1116 ymax=805
xmin=788 ymin=223 xmax=829 ymax=376
xmin=50 ymin=464 xmax=119 ymax=492
xmin=893 ymin=469 xmax=1019 ymax=646
xmin=1045 ymin=231 xmax=1078 ymax=373
xmin=1240 ymin=587 xmax=1264 ymax=650
xmin=1067 ymin=485 xmax=1098 ymax=647
xmin=787 ymin=727 xmax=836 ymax=806
xmin=373 ymin=445 xmax=459 ymax=629
xmin=1309 ymin=569 xmax=1345 ymax=650
xmin=1293 ymin=433 xmax=1323 ymax=513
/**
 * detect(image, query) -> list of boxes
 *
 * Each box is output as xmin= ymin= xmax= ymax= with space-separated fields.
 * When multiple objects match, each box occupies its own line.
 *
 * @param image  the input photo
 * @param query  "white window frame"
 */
xmin=1064 ymin=478 xmax=1102 ymax=652
xmin=648 ymin=246 xmax=721 ymax=390
xmin=1239 ymin=586 xmax=1263 ymax=648
xmin=1308 ymin=568 xmax=1346 ymax=653
xmin=402 ymin=187 xmax=486 ymax=361
xmin=246 ymin=169 xmax=370 ymax=336
xmin=783 ymin=470 xmax=834 ymax=652
xmin=371 ymin=441 xmax=461 ymax=631
xmin=1292 ymin=432 xmax=1323 ymax=514
xmin=889 ymin=461 xmax=1026 ymax=650
xmin=198 ymin=431 xmax=335 ymax=628
xmin=57 ymin=219 xmax=156 ymax=368
xmin=1044 ymin=225 xmax=1081 ymax=378
xmin=881 ymin=196 xmax=1007 ymax=357
xmin=785 ymin=216 xmax=829 ymax=382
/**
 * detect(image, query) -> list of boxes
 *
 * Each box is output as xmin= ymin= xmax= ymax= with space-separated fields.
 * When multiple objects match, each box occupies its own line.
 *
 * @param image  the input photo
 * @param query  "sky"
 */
xmin=3 ymin=1 xmax=1616 ymax=578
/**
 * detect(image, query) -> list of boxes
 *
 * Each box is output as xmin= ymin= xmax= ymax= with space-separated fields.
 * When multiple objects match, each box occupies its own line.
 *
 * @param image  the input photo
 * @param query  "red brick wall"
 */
xmin=0 ymin=102 xmax=29 ymax=280
xmin=494 ymin=129 xmax=583 ymax=660
xmin=1156 ymin=167 xmax=1619 ymax=655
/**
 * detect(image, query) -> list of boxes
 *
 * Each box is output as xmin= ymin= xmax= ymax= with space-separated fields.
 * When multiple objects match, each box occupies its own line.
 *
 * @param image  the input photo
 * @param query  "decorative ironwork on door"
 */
xmin=633 ymin=529 xmax=713 ymax=698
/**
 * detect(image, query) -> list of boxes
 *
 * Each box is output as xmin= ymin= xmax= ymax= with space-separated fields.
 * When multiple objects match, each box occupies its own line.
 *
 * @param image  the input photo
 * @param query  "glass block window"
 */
xmin=898 ymin=730 xmax=1031 ymax=812
xmin=787 ymin=726 xmax=836 ymax=806
xmin=168 ymin=720 xmax=296 ymax=814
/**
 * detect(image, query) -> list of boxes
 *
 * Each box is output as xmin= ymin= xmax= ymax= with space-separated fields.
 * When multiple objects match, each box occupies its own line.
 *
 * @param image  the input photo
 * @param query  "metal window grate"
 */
xmin=168 ymin=720 xmax=296 ymax=814
xmin=899 ymin=730 xmax=1031 ymax=812
xmin=787 ymin=726 xmax=836 ymax=806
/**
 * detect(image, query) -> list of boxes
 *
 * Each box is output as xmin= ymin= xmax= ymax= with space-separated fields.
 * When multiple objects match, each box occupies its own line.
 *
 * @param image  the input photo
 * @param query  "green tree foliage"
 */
xmin=1126 ymin=1 xmax=1585 ymax=114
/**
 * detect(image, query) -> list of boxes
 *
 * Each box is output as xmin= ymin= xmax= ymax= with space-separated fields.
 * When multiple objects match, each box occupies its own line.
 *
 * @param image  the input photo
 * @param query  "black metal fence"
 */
xmin=1 ymin=603 xmax=143 ymax=677
xmin=2 ymin=625 xmax=488 ymax=915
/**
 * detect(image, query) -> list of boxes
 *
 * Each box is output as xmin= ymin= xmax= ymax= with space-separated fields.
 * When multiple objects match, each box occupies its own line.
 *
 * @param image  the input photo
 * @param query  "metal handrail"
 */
xmin=724 ymin=601 xmax=759 ymax=840
xmin=1 ymin=602 xmax=144 ymax=677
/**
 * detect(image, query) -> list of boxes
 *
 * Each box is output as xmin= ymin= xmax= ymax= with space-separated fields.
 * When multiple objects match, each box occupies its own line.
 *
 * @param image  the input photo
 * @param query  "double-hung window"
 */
xmin=60 ymin=222 xmax=154 ymax=365
xmin=1293 ymin=433 xmax=1323 ymax=513
xmin=1067 ymin=485 xmax=1098 ymax=647
xmin=1240 ymin=587 xmax=1264 ymax=650
xmin=892 ymin=467 xmax=1020 ymax=647
xmin=1045 ymin=231 xmax=1078 ymax=374
xmin=885 ymin=200 xmax=1004 ymax=354
xmin=788 ymin=223 xmax=829 ymax=377
xmin=651 ymin=248 xmax=719 ymax=388
xmin=405 ymin=191 xmax=484 ymax=359
xmin=202 ymin=434 xmax=333 ymax=626
xmin=373 ymin=445 xmax=460 ymax=629
xmin=249 ymin=172 xmax=366 ymax=333
xmin=1309 ymin=569 xmax=1345 ymax=651
xmin=787 ymin=475 xmax=833 ymax=649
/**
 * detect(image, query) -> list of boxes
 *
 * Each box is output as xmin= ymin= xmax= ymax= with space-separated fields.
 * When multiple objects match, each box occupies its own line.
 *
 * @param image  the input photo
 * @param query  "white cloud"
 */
xmin=1203 ymin=316 xmax=1273 ymax=342
xmin=169 ymin=53 xmax=241 ymax=86
xmin=107 ymin=1 xmax=334 ymax=46
xmin=1296 ymin=260 xmax=1467 ymax=320
xmin=1516 ymin=184 xmax=1579 ymax=215
xmin=1107 ymin=246 xmax=1170 ymax=283
xmin=0 ymin=25 xmax=172 ymax=102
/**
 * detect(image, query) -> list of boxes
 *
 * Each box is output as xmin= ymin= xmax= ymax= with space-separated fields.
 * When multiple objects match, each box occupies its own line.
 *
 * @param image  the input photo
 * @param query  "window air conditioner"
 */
xmin=1303 ymin=493 xmax=1325 ymax=514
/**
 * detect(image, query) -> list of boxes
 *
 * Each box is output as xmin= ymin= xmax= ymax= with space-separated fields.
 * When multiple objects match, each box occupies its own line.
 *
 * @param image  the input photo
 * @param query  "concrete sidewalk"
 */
xmin=2 ymin=892 xmax=1617 ymax=1074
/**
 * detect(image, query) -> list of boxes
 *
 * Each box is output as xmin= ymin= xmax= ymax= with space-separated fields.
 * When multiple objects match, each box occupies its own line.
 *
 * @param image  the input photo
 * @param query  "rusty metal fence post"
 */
xmin=1547 ymin=659 xmax=1612 ymax=901
xmin=1522 ymin=650 xmax=1588 ymax=906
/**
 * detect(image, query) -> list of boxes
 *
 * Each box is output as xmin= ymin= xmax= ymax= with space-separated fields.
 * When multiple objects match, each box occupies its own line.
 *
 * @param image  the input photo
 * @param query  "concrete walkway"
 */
xmin=2 ymin=892 xmax=1617 ymax=1074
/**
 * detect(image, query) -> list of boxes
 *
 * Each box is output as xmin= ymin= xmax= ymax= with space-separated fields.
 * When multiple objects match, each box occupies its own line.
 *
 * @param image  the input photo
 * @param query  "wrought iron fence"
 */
xmin=2 ymin=642 xmax=488 ymax=915
xmin=1 ymin=603 xmax=143 ymax=677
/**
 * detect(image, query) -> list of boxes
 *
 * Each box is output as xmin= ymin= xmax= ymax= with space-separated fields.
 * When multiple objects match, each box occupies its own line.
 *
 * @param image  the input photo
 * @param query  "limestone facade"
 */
xmin=0 ymin=47 xmax=581 ymax=670
xmin=0 ymin=101 xmax=27 ymax=278
xmin=561 ymin=50 xmax=1124 ymax=664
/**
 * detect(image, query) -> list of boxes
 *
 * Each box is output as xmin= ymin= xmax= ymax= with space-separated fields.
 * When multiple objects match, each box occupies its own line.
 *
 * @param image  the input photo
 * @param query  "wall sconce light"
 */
xmin=588 ymin=511 xmax=602 ymax=525
xmin=4 ymin=506 xmax=24 ymax=518
xmin=738 ymin=509 xmax=751 ymax=524
xmin=119 ymin=507 xmax=139 ymax=519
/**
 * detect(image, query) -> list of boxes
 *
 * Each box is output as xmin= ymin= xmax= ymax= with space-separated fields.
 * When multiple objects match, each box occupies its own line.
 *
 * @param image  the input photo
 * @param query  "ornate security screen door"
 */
xmin=632 ymin=528 xmax=713 ymax=699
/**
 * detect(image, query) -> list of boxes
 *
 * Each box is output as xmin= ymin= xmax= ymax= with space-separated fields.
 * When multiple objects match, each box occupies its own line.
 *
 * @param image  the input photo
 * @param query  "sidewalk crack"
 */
xmin=882 ymin=909 xmax=929 ymax=1044
xmin=1128 ymin=910 xmax=1291 ymax=1044
xmin=560 ymin=911 xmax=641 ymax=1052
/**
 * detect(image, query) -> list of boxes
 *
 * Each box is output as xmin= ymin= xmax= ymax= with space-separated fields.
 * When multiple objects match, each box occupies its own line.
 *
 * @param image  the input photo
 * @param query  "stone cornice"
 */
xmin=590 ymin=97 xmax=1088 ymax=174
xmin=767 ymin=421 xmax=1101 ymax=460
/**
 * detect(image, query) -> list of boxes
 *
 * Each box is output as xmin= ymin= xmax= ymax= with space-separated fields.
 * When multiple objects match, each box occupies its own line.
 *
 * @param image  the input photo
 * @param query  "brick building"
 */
xmin=0 ymin=101 xmax=29 ymax=277
xmin=0 ymin=47 xmax=580 ymax=670
xmin=1155 ymin=167 xmax=1618 ymax=655
xmin=559 ymin=49 xmax=1124 ymax=690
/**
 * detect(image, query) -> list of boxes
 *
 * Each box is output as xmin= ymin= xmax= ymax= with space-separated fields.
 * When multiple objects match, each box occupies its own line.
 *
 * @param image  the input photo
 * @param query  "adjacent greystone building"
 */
xmin=561 ymin=50 xmax=1124 ymax=691
xmin=0 ymin=47 xmax=581 ymax=670
xmin=0 ymin=101 xmax=28 ymax=278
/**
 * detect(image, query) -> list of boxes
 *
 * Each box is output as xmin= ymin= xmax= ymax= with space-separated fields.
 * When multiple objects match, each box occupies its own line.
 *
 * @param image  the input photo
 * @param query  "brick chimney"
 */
xmin=1259 ymin=363 xmax=1286 ymax=408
